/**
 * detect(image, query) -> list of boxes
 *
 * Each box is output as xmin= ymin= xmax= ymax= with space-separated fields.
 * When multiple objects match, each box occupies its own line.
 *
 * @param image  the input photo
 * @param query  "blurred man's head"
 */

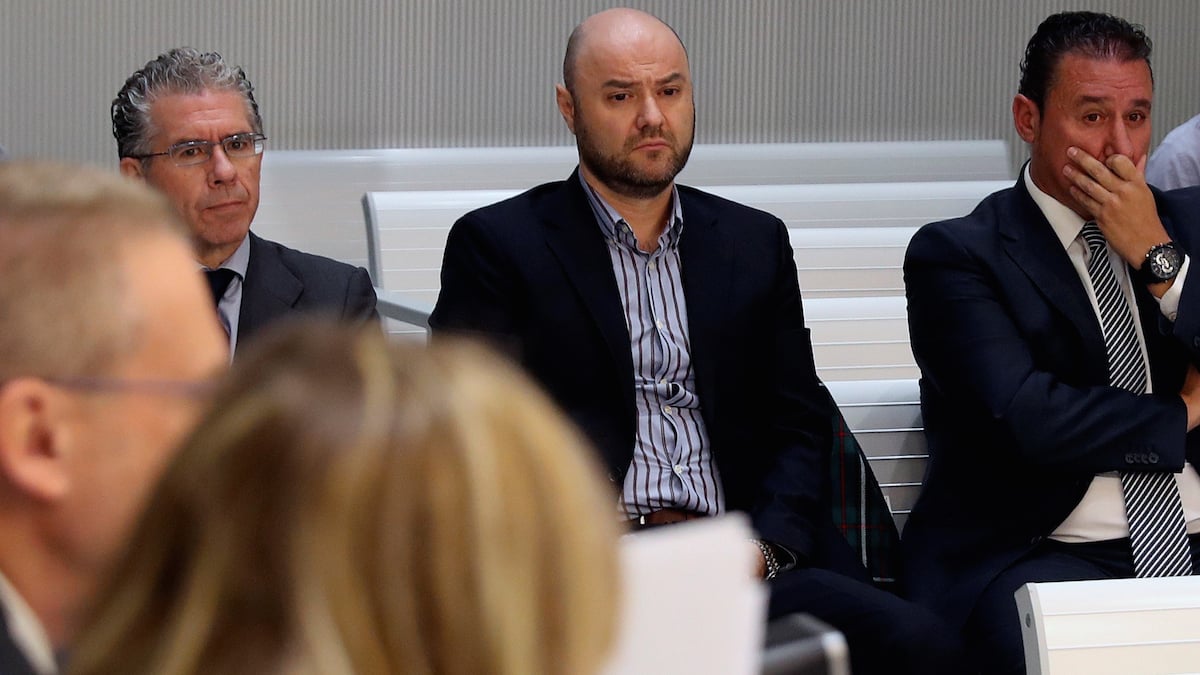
xmin=0 ymin=161 xmax=227 ymax=647
xmin=113 ymin=48 xmax=266 ymax=268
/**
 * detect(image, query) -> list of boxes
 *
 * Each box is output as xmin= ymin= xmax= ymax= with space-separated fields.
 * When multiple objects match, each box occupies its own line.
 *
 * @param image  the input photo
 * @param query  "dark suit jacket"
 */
xmin=0 ymin=594 xmax=41 ymax=675
xmin=236 ymin=232 xmax=379 ymax=350
xmin=429 ymin=170 xmax=837 ymax=561
xmin=902 ymin=176 xmax=1200 ymax=629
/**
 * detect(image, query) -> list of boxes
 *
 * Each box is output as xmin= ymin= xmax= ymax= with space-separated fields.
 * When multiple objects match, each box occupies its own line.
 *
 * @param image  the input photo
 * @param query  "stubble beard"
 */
xmin=574 ymin=113 xmax=695 ymax=200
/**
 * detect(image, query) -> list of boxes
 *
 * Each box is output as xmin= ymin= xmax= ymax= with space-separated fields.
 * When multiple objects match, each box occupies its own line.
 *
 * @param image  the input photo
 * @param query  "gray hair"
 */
xmin=112 ymin=47 xmax=263 ymax=159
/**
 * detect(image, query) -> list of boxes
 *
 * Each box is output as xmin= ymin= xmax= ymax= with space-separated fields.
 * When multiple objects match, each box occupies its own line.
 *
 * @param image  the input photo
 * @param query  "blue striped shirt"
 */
xmin=580 ymin=176 xmax=725 ymax=518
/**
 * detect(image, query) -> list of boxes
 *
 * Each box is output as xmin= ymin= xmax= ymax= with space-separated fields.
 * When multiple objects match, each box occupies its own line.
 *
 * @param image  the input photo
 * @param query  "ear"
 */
xmin=555 ymin=84 xmax=577 ymax=135
xmin=119 ymin=157 xmax=146 ymax=180
xmin=0 ymin=380 xmax=73 ymax=503
xmin=1012 ymin=94 xmax=1040 ymax=144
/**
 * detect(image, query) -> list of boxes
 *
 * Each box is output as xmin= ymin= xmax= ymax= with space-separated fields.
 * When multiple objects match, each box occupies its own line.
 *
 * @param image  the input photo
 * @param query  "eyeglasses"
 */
xmin=132 ymin=132 xmax=267 ymax=167
xmin=41 ymin=375 xmax=218 ymax=401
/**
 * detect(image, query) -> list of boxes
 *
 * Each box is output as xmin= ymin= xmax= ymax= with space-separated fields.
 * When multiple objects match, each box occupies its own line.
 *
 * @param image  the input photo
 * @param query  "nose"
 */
xmin=637 ymin=96 xmax=665 ymax=130
xmin=207 ymin=144 xmax=238 ymax=185
xmin=1104 ymin=118 xmax=1135 ymax=159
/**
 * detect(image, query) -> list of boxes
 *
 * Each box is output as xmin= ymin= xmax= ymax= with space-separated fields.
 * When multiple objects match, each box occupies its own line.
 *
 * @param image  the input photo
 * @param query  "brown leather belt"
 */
xmin=627 ymin=508 xmax=705 ymax=530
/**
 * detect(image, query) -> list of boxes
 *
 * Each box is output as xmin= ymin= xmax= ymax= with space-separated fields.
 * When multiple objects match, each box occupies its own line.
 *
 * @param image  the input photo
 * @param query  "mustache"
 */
xmin=626 ymin=127 xmax=675 ymax=149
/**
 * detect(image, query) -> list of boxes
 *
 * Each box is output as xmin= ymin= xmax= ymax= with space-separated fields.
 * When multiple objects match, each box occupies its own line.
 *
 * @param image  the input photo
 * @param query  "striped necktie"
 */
xmin=1080 ymin=222 xmax=1193 ymax=577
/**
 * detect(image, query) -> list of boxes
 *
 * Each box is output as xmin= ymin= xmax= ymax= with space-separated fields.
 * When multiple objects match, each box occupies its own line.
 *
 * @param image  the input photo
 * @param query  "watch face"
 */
xmin=1149 ymin=243 xmax=1183 ymax=280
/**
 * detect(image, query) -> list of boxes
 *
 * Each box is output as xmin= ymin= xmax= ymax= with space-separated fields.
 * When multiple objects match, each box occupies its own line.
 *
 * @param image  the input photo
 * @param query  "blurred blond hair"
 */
xmin=69 ymin=320 xmax=620 ymax=675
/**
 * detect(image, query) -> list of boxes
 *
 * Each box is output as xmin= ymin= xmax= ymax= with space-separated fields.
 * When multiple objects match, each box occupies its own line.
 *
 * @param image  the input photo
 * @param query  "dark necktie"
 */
xmin=1080 ymin=221 xmax=1193 ymax=577
xmin=205 ymin=268 xmax=238 ymax=308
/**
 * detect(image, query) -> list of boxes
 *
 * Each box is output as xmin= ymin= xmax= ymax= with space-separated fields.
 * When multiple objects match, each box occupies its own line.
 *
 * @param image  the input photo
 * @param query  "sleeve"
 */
xmin=749 ymin=217 xmax=832 ymax=562
xmin=1147 ymin=143 xmax=1200 ymax=192
xmin=904 ymin=222 xmax=1189 ymax=475
xmin=344 ymin=266 xmax=380 ymax=324
xmin=428 ymin=213 xmax=522 ymax=355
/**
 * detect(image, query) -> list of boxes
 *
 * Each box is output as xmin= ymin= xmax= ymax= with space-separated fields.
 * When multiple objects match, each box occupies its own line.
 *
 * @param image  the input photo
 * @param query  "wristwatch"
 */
xmin=1134 ymin=241 xmax=1184 ymax=285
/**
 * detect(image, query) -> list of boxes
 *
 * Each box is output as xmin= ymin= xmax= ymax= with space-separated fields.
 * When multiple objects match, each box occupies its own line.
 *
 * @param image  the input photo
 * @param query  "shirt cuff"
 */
xmin=1157 ymin=254 xmax=1189 ymax=322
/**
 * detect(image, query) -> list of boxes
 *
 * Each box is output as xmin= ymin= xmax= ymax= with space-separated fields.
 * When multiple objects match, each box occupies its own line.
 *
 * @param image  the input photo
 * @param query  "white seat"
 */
xmin=1016 ymin=576 xmax=1200 ymax=674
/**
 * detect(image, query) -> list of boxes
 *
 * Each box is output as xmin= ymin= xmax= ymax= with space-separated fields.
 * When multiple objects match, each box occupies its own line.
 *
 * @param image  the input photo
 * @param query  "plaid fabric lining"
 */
xmin=826 ymin=391 xmax=901 ymax=585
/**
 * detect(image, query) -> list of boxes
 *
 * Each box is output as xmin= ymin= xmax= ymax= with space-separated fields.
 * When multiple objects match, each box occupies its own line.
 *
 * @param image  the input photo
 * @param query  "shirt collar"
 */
xmin=579 ymin=172 xmax=684 ymax=251
xmin=0 ymin=570 xmax=56 ymax=675
xmin=1023 ymin=164 xmax=1088 ymax=251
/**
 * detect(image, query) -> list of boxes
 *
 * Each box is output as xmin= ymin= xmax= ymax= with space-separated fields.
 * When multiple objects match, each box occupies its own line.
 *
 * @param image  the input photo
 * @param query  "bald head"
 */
xmin=562 ymin=8 xmax=687 ymax=95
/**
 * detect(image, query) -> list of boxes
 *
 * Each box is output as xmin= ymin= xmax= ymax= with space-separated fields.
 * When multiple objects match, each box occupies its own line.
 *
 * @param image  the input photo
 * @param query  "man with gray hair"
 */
xmin=113 ymin=48 xmax=377 ymax=357
xmin=0 ymin=161 xmax=227 ymax=673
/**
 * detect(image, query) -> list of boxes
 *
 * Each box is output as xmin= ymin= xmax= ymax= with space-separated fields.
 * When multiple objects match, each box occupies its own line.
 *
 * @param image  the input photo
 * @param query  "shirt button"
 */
xmin=663 ymin=405 xmax=673 ymax=415
xmin=656 ymin=320 xmax=664 ymax=329
xmin=673 ymin=464 xmax=684 ymax=475
xmin=648 ymin=261 xmax=657 ymax=271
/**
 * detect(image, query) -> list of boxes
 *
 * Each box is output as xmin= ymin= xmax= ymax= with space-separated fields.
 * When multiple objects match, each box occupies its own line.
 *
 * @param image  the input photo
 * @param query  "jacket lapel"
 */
xmin=677 ymin=191 xmax=731 ymax=417
xmin=238 ymin=232 xmax=303 ymax=340
xmin=1000 ymin=177 xmax=1109 ymax=370
xmin=540 ymin=172 xmax=636 ymax=383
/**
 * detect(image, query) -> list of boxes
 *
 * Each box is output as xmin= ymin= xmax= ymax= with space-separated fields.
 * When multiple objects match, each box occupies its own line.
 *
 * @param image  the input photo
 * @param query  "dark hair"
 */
xmin=112 ymin=47 xmax=263 ymax=159
xmin=1018 ymin=11 xmax=1152 ymax=112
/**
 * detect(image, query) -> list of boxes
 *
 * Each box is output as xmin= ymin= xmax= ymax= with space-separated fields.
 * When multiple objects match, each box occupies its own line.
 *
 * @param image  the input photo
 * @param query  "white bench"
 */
xmin=1016 ymin=576 xmax=1200 ymax=674
xmin=361 ymin=180 xmax=1008 ymax=308
xmin=252 ymin=141 xmax=1010 ymax=272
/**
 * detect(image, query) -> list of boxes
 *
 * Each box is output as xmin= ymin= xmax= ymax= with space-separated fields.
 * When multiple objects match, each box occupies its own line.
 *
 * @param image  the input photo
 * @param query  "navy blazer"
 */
xmin=902 ymin=176 xmax=1200 ymax=629
xmin=429 ymin=171 xmax=835 ymax=560
xmin=0 ymin=593 xmax=39 ymax=675
xmin=236 ymin=232 xmax=379 ymax=350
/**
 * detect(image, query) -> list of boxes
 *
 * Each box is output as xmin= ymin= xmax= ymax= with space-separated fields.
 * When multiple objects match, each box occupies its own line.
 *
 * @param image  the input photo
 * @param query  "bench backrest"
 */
xmin=253 ymin=142 xmax=1010 ymax=271
xmin=1016 ymin=576 xmax=1200 ymax=674
xmin=825 ymin=379 xmax=924 ymax=532
xmin=361 ymin=180 xmax=1008 ymax=305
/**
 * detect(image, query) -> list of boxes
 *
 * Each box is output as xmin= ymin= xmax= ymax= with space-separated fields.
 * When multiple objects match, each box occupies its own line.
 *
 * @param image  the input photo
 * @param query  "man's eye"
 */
xmin=226 ymin=140 xmax=249 ymax=151
xmin=177 ymin=146 xmax=204 ymax=158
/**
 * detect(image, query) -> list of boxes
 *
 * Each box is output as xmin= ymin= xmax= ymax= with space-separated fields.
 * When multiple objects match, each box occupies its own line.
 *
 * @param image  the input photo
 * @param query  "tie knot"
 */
xmin=205 ymin=268 xmax=238 ymax=306
xmin=1080 ymin=221 xmax=1107 ymax=256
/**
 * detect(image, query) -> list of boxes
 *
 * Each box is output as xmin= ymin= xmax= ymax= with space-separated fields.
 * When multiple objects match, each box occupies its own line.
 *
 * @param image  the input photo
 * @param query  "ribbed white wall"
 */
xmin=3 ymin=1 xmax=1198 ymax=174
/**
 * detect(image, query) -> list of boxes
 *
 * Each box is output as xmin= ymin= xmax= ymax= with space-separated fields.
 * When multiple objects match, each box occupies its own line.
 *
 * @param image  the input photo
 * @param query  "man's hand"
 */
xmin=1063 ymin=147 xmax=1170 ymax=270
xmin=750 ymin=540 xmax=767 ymax=579
xmin=1181 ymin=363 xmax=1200 ymax=432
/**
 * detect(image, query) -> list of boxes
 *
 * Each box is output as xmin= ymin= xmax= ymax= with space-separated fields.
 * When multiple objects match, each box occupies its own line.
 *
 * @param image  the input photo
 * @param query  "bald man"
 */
xmin=431 ymin=9 xmax=961 ymax=674
xmin=0 ymin=161 xmax=227 ymax=673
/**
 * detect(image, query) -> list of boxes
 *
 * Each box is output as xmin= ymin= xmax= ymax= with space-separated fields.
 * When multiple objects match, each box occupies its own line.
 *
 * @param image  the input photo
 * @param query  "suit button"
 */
xmin=1126 ymin=453 xmax=1136 ymax=464
xmin=1149 ymin=452 xmax=1160 ymax=464
xmin=1194 ymin=337 xmax=1200 ymax=349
